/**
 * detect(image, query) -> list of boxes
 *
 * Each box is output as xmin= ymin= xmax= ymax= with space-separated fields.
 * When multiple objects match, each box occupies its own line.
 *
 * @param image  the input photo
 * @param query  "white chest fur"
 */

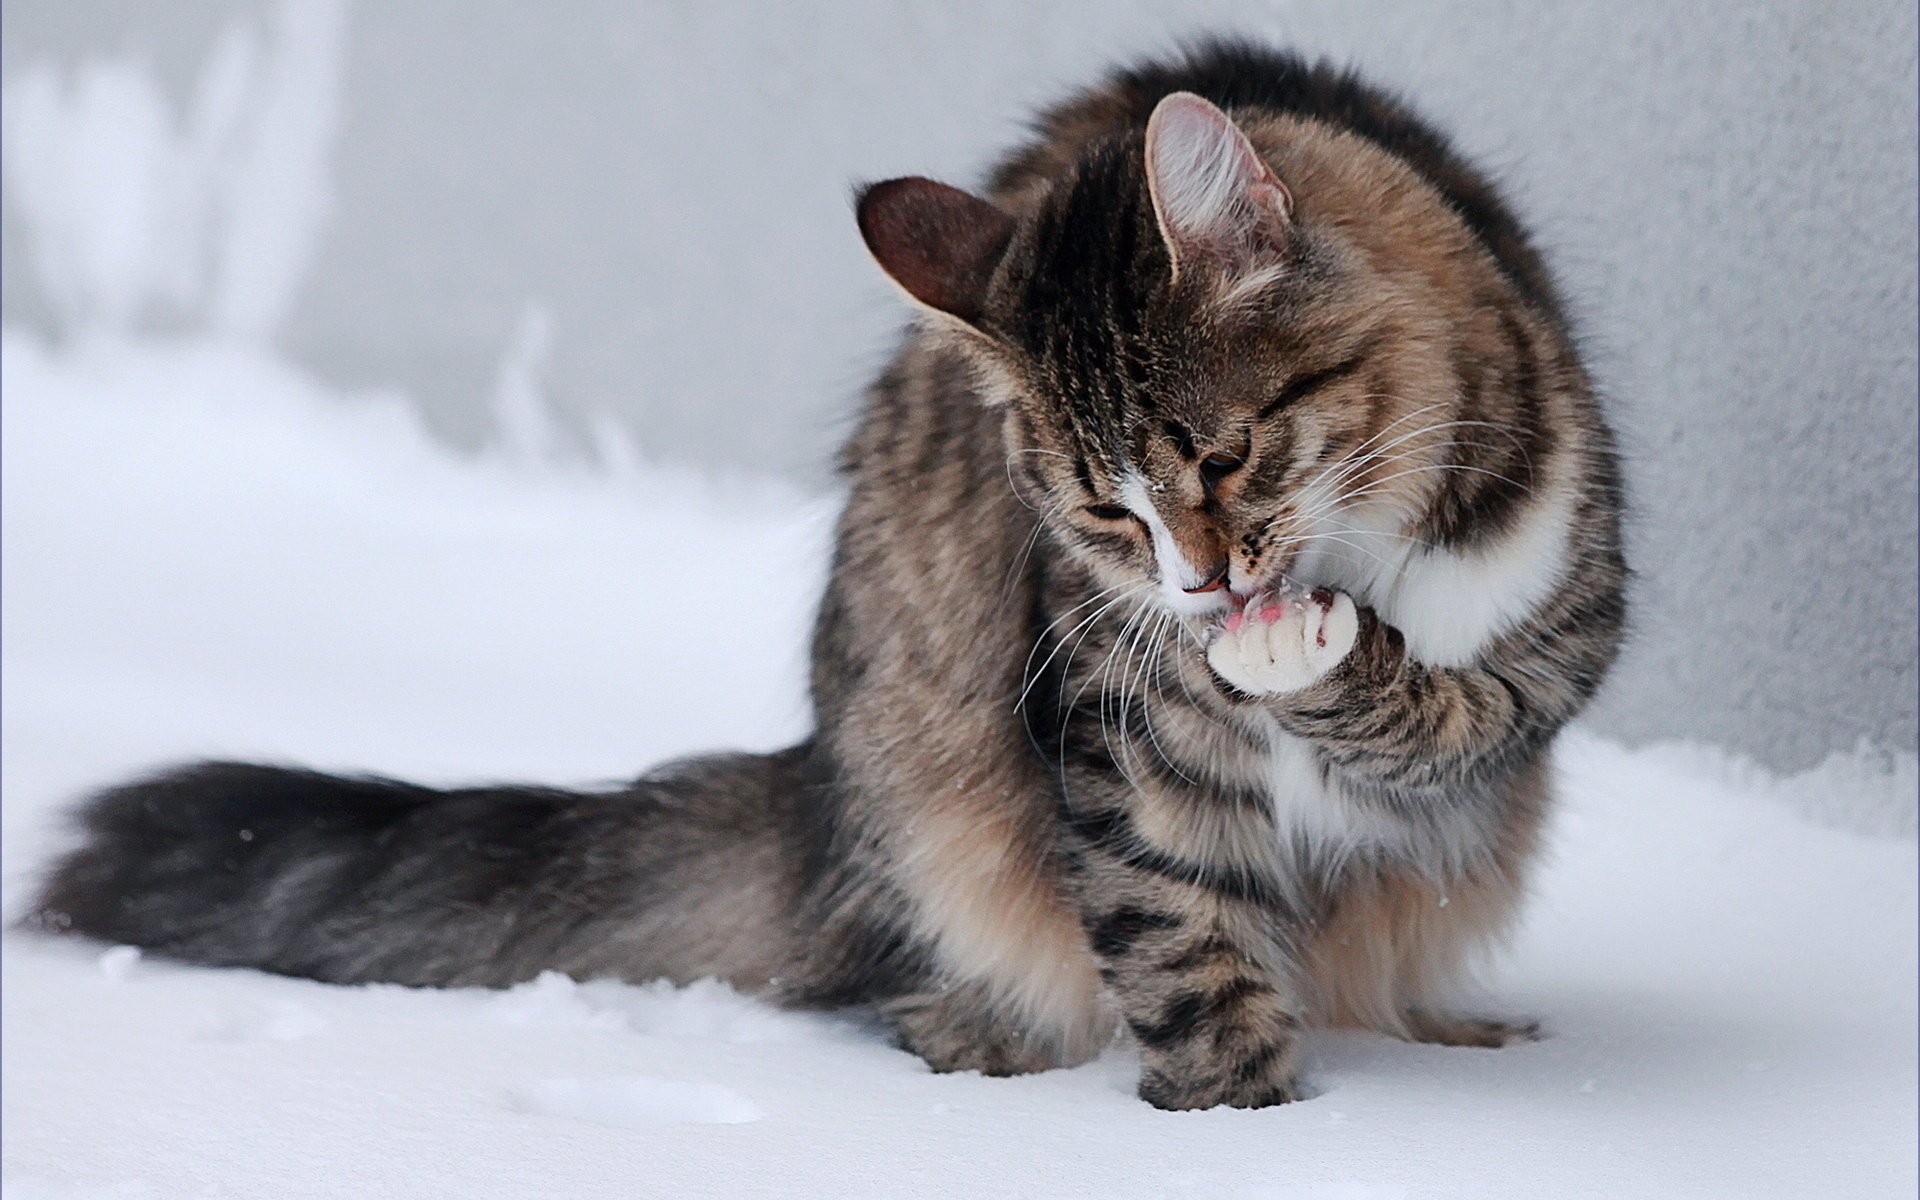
xmin=1258 ymin=718 xmax=1403 ymax=854
xmin=1259 ymin=714 xmax=1501 ymax=875
xmin=1255 ymin=477 xmax=1578 ymax=872
xmin=1293 ymin=473 xmax=1580 ymax=669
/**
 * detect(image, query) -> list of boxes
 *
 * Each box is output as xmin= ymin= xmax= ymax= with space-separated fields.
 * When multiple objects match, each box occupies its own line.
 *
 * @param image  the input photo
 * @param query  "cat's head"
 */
xmin=858 ymin=93 xmax=1474 ymax=618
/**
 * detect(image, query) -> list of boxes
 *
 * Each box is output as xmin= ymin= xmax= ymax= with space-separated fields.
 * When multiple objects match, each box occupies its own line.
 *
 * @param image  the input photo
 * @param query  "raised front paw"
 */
xmin=1206 ymin=587 xmax=1358 ymax=696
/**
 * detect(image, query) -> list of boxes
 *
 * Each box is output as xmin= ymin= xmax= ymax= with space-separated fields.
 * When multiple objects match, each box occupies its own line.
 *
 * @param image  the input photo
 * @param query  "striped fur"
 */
xmin=32 ymin=42 xmax=1624 ymax=1112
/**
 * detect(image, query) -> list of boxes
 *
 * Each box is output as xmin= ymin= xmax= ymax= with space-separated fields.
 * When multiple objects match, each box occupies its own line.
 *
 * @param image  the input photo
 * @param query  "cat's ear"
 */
xmin=856 ymin=177 xmax=1014 ymax=330
xmin=1144 ymin=92 xmax=1294 ymax=279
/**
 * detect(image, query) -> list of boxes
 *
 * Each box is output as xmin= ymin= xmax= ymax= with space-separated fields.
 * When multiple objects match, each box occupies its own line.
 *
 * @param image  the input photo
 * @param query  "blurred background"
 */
xmin=3 ymin=0 xmax=1914 ymax=780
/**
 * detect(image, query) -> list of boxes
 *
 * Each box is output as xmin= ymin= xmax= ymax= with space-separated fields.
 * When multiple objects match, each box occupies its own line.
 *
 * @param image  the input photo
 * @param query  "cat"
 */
xmin=30 ymin=40 xmax=1625 ymax=1111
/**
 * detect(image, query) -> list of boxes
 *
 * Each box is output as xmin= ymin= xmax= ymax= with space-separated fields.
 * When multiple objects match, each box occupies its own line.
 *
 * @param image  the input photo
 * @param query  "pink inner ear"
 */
xmin=1145 ymin=92 xmax=1292 ymax=272
xmin=856 ymin=178 xmax=1014 ymax=325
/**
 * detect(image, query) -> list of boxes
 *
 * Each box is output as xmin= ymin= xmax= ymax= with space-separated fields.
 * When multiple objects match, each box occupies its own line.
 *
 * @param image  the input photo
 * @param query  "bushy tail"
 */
xmin=30 ymin=748 xmax=812 ymax=991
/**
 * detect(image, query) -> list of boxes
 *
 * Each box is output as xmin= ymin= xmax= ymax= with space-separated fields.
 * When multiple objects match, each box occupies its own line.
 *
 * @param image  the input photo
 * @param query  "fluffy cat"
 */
xmin=32 ymin=41 xmax=1625 ymax=1110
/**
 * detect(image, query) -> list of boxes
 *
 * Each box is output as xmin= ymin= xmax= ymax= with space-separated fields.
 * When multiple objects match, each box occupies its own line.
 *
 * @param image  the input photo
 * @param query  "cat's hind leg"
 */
xmin=880 ymin=982 xmax=1065 ymax=1077
xmin=1306 ymin=860 xmax=1542 ymax=1051
xmin=1401 ymin=1009 xmax=1542 ymax=1048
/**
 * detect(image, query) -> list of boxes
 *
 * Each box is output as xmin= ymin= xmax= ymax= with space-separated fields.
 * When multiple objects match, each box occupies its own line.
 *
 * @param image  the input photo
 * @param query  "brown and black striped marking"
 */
xmin=33 ymin=40 xmax=1625 ymax=1113
xmin=849 ymin=39 xmax=1624 ymax=1108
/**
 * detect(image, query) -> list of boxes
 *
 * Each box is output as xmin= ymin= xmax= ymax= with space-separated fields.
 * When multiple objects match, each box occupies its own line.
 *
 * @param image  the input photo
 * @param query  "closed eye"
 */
xmin=1084 ymin=503 xmax=1134 ymax=522
xmin=1259 ymin=343 xmax=1378 ymax=419
xmin=1199 ymin=451 xmax=1243 ymax=485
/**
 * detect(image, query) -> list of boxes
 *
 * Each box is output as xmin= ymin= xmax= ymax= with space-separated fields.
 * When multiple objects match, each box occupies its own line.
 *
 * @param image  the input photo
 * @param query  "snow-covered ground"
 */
xmin=3 ymin=333 xmax=1915 ymax=1199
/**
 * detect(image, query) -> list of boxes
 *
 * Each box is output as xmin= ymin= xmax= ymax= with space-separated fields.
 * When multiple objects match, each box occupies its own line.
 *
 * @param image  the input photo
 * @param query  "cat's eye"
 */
xmin=1199 ymin=451 xmax=1243 ymax=483
xmin=1084 ymin=503 xmax=1134 ymax=522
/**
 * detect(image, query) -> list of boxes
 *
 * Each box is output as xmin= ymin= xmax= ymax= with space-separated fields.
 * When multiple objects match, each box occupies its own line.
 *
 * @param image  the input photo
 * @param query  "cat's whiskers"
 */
xmin=1334 ymin=459 xmax=1534 ymax=505
xmin=1080 ymin=594 xmax=1157 ymax=793
xmin=1003 ymin=449 xmax=1067 ymax=514
xmin=1015 ymin=581 xmax=1145 ymax=713
xmin=1134 ymin=612 xmax=1200 ymax=785
xmin=1048 ymin=585 xmax=1154 ymax=749
xmin=1103 ymin=604 xmax=1149 ymax=786
xmin=1113 ymin=599 xmax=1167 ymax=781
xmin=1262 ymin=416 xmax=1534 ymax=581
xmin=1293 ymin=418 xmax=1523 ymax=513
xmin=999 ymin=498 xmax=1068 ymax=609
xmin=1291 ymin=402 xmax=1452 ymax=496
xmin=1290 ymin=407 xmax=1526 ymax=502
xmin=1117 ymin=608 xmax=1164 ymax=774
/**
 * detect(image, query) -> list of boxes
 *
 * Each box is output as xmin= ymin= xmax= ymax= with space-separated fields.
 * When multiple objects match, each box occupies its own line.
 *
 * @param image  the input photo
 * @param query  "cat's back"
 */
xmin=987 ymin=39 xmax=1561 ymax=319
xmin=813 ymin=333 xmax=1039 ymax=718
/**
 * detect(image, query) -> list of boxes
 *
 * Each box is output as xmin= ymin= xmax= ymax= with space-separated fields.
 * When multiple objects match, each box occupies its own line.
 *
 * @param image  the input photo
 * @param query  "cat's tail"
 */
xmin=27 ymin=748 xmax=813 ymax=991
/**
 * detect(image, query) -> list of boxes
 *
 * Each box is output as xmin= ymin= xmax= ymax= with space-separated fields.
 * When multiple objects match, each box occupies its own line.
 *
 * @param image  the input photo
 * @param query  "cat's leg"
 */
xmin=1064 ymin=783 xmax=1306 ymax=1110
xmin=1091 ymin=887 xmax=1305 ymax=1110
xmin=1296 ymin=797 xmax=1547 ymax=1053
xmin=1401 ymin=1010 xmax=1541 ymax=1048
xmin=879 ymin=980 xmax=1063 ymax=1076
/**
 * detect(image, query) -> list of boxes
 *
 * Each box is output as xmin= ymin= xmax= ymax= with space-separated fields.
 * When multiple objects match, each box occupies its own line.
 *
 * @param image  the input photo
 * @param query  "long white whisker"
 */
xmin=999 ymin=499 xmax=1066 ymax=608
xmin=1294 ymin=414 xmax=1523 ymax=502
xmin=1136 ymin=614 xmax=1199 ymax=785
xmin=1295 ymin=420 xmax=1522 ymax=510
xmin=1087 ymin=597 xmax=1153 ymax=791
xmin=1016 ymin=582 xmax=1143 ymax=712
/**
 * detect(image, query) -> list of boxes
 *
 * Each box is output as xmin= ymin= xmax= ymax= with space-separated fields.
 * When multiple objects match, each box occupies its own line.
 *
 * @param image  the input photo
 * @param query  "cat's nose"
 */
xmin=1182 ymin=565 xmax=1230 ymax=594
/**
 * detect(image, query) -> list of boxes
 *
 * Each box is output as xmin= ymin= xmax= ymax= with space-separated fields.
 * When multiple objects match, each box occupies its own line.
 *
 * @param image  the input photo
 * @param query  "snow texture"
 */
xmin=3 ymin=332 xmax=1915 ymax=1199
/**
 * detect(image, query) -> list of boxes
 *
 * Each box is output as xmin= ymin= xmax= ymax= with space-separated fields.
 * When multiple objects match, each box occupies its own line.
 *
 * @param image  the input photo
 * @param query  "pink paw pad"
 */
xmin=1223 ymin=611 xmax=1244 ymax=633
xmin=1257 ymin=602 xmax=1286 ymax=624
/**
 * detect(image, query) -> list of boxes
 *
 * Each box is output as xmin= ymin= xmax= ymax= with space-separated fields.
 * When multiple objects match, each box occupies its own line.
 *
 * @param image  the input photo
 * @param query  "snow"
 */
xmin=2 ymin=331 xmax=1914 ymax=1199
xmin=514 ymin=1075 xmax=766 ymax=1130
xmin=94 ymin=945 xmax=142 ymax=984
xmin=1 ymin=0 xmax=345 ymax=339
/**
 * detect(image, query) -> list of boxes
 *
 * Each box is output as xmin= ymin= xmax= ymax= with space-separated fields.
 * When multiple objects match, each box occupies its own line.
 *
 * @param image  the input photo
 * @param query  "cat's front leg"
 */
xmin=1202 ymin=585 xmax=1543 ymax=793
xmin=1064 ymin=789 xmax=1306 ymax=1110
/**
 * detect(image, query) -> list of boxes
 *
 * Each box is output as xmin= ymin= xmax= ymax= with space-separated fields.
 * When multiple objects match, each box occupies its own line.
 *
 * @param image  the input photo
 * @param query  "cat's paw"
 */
xmin=1403 ymin=1010 xmax=1544 ymax=1049
xmin=883 ymin=989 xmax=1061 ymax=1078
xmin=1138 ymin=1067 xmax=1304 ymax=1112
xmin=1206 ymin=587 xmax=1357 ymax=696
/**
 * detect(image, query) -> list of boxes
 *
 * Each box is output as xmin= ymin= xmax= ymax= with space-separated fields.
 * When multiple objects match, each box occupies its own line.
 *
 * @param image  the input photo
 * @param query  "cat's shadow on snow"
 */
xmin=1299 ymin=988 xmax=1780 ymax=1105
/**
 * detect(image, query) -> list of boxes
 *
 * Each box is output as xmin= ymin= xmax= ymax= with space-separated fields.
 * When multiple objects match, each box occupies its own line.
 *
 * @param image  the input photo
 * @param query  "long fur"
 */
xmin=31 ymin=40 xmax=1625 ymax=1110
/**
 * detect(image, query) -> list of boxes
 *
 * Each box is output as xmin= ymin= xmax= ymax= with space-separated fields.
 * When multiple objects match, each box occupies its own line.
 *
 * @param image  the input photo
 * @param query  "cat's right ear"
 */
xmin=856 ymin=177 xmax=1014 ymax=332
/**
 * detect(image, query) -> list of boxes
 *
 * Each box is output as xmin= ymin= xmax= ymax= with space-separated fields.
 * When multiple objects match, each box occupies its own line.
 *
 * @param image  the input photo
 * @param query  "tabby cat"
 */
xmin=33 ymin=42 xmax=1625 ymax=1110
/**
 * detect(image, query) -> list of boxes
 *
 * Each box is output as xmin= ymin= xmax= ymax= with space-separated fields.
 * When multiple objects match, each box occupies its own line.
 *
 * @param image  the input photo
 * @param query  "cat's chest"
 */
xmin=1252 ymin=719 xmax=1405 ymax=853
xmin=1181 ymin=715 xmax=1481 ymax=875
xmin=1294 ymin=482 xmax=1579 ymax=669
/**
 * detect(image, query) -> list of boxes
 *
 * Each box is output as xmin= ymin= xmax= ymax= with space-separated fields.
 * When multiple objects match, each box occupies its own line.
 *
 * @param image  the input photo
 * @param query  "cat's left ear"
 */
xmin=1145 ymin=92 xmax=1294 ymax=279
xmin=857 ymin=177 xmax=1015 ymax=333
